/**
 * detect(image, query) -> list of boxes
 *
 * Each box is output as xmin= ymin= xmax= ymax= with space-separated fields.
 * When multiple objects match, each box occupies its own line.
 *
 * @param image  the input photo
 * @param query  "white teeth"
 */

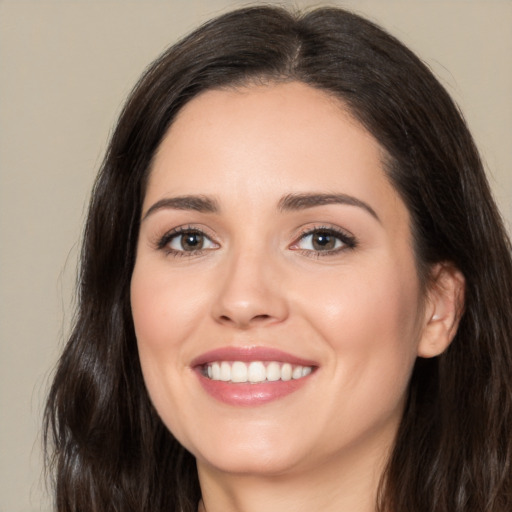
xmin=281 ymin=363 xmax=292 ymax=381
xmin=220 ymin=361 xmax=231 ymax=381
xmin=292 ymin=366 xmax=303 ymax=379
xmin=266 ymin=362 xmax=281 ymax=382
xmin=248 ymin=361 xmax=266 ymax=383
xmin=204 ymin=361 xmax=314 ymax=383
xmin=231 ymin=361 xmax=248 ymax=383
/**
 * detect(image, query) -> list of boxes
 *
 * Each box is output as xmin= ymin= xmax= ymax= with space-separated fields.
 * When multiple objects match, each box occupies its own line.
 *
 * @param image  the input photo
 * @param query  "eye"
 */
xmin=159 ymin=228 xmax=218 ymax=254
xmin=291 ymin=227 xmax=356 ymax=254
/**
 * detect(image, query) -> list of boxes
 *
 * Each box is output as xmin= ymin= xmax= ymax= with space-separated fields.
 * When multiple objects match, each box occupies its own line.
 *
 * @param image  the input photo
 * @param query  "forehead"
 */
xmin=146 ymin=82 xmax=409 ymax=234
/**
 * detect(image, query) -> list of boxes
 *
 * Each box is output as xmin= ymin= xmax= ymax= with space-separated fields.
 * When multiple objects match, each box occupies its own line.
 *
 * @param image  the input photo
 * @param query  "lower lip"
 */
xmin=195 ymin=371 xmax=312 ymax=406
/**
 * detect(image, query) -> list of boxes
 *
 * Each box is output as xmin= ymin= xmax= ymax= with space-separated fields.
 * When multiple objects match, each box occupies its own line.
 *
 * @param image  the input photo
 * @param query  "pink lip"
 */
xmin=191 ymin=346 xmax=317 ymax=407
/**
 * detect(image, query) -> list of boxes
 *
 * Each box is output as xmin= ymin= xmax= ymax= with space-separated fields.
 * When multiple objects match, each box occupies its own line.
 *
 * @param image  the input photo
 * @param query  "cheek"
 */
xmin=130 ymin=263 xmax=205 ymax=442
xmin=130 ymin=263 xmax=190 ymax=398
xmin=299 ymin=257 xmax=423 ymax=395
xmin=130 ymin=262 xmax=204 ymax=354
xmin=306 ymin=258 xmax=420 ymax=332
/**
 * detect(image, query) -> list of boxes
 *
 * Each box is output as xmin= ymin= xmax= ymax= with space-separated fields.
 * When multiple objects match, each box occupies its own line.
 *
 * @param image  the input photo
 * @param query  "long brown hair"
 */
xmin=44 ymin=6 xmax=512 ymax=511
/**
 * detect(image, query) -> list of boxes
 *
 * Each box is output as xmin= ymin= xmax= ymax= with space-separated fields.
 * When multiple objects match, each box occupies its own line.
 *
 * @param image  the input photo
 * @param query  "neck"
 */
xmin=196 ymin=437 xmax=390 ymax=512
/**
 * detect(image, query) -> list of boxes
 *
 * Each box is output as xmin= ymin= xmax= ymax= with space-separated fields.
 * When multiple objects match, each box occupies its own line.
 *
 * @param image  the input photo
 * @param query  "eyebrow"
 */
xmin=142 ymin=195 xmax=219 ymax=220
xmin=142 ymin=192 xmax=380 ymax=222
xmin=278 ymin=193 xmax=380 ymax=222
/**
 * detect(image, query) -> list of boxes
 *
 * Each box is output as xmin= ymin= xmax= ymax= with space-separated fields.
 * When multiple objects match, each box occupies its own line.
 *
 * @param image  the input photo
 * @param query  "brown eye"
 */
xmin=292 ymin=227 xmax=356 ymax=254
xmin=311 ymin=231 xmax=337 ymax=251
xmin=164 ymin=230 xmax=218 ymax=253
xmin=180 ymin=232 xmax=204 ymax=251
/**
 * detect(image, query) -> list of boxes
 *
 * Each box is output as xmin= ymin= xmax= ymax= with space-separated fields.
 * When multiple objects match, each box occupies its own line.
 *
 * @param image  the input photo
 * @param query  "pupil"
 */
xmin=313 ymin=231 xmax=335 ymax=250
xmin=181 ymin=232 xmax=203 ymax=250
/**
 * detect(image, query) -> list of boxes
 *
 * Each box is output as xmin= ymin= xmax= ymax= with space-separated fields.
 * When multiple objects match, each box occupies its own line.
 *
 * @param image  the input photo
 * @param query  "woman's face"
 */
xmin=131 ymin=82 xmax=431 ymax=477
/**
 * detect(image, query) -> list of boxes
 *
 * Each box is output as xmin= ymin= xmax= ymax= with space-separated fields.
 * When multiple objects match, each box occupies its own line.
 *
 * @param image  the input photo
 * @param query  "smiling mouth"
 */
xmin=202 ymin=361 xmax=314 ymax=383
xmin=192 ymin=347 xmax=317 ymax=404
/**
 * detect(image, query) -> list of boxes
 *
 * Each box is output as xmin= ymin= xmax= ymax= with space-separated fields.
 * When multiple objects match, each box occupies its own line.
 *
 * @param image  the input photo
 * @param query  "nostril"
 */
xmin=218 ymin=313 xmax=273 ymax=326
xmin=253 ymin=314 xmax=272 ymax=322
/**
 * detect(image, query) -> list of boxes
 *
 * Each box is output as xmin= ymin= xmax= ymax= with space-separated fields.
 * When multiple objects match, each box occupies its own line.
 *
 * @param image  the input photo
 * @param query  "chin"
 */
xmin=188 ymin=425 xmax=311 ymax=477
xmin=197 ymin=446 xmax=304 ymax=477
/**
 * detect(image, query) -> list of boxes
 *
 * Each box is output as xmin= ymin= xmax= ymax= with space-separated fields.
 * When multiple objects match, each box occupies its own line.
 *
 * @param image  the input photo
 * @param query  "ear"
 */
xmin=417 ymin=263 xmax=465 ymax=358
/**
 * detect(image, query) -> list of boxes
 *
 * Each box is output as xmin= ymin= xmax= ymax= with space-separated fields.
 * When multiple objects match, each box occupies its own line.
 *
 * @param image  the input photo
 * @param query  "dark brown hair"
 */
xmin=44 ymin=6 xmax=512 ymax=512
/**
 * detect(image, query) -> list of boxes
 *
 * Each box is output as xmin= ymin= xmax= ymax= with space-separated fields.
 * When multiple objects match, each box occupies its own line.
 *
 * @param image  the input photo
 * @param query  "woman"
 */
xmin=44 ymin=6 xmax=512 ymax=512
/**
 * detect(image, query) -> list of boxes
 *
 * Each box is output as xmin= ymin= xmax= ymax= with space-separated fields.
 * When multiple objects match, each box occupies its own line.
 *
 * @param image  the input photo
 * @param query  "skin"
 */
xmin=131 ymin=82 xmax=463 ymax=512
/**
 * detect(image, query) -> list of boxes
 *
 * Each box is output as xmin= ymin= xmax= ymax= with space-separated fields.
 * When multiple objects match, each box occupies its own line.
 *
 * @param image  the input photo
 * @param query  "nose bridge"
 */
xmin=212 ymin=241 xmax=288 ymax=328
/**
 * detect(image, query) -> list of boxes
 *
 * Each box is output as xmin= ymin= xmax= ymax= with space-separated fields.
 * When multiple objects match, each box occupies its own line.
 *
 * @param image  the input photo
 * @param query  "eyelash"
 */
xmin=156 ymin=225 xmax=357 ymax=258
xmin=291 ymin=225 xmax=357 ymax=258
xmin=156 ymin=226 xmax=218 ymax=258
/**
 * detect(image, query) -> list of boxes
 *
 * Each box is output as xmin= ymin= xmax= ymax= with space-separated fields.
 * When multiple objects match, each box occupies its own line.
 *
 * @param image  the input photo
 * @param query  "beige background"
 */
xmin=1 ymin=1 xmax=511 ymax=511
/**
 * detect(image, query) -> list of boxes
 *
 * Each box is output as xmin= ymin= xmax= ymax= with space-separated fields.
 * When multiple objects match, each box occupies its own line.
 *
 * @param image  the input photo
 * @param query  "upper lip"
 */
xmin=190 ymin=346 xmax=318 ymax=368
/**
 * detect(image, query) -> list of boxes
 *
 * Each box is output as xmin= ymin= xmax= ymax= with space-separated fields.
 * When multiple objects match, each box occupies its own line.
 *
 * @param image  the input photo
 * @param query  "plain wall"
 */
xmin=1 ymin=1 xmax=511 ymax=511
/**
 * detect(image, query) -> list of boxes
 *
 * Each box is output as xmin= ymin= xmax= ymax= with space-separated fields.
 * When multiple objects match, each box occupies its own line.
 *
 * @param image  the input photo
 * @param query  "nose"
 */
xmin=211 ymin=249 xmax=289 ymax=329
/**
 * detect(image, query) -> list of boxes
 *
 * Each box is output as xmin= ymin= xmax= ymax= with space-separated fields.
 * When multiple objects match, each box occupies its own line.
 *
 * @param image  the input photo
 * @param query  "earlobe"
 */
xmin=417 ymin=263 xmax=465 ymax=358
